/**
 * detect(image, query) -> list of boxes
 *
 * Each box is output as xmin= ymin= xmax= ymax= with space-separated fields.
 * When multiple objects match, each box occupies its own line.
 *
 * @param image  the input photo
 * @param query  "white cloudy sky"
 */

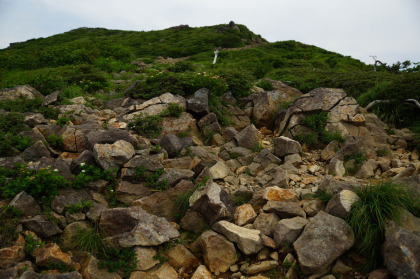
xmin=0 ymin=0 xmax=419 ymax=64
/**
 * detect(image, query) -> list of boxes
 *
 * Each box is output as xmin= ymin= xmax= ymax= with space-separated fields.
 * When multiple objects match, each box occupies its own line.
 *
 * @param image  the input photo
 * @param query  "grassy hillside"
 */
xmin=0 ymin=23 xmax=418 ymax=132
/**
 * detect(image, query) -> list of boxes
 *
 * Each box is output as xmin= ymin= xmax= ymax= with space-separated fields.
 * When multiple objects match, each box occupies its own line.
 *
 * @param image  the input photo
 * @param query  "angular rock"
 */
xmin=145 ymin=262 xmax=178 ymax=279
xmin=0 ymin=85 xmax=43 ymax=101
xmin=179 ymin=210 xmax=208 ymax=234
xmin=234 ymin=204 xmax=257 ymax=226
xmin=93 ymin=140 xmax=135 ymax=171
xmin=253 ymin=213 xmax=280 ymax=237
xmin=191 ymin=265 xmax=213 ymax=279
xmin=302 ymin=199 xmax=324 ymax=217
xmin=191 ymin=182 xmax=234 ymax=225
xmin=82 ymin=255 xmax=121 ymax=279
xmin=293 ymin=211 xmax=354 ymax=274
xmin=247 ymin=261 xmax=279 ymax=275
xmin=24 ymin=113 xmax=47 ymax=127
xmin=21 ymin=140 xmax=51 ymax=162
xmin=325 ymin=190 xmax=359 ymax=218
xmin=134 ymin=247 xmax=159 ymax=271
xmin=0 ymin=246 xmax=25 ymax=269
xmin=42 ymin=91 xmax=59 ymax=106
xmin=213 ymin=220 xmax=263 ymax=255
xmin=209 ymin=161 xmax=231 ymax=180
xmin=187 ymin=88 xmax=209 ymax=117
xmin=35 ymin=243 xmax=71 ymax=266
xmin=234 ymin=125 xmax=260 ymax=149
xmin=115 ymin=181 xmax=153 ymax=204
xmin=157 ymin=168 xmax=194 ymax=187
xmin=191 ymin=230 xmax=236 ymax=273
xmin=383 ymin=217 xmax=420 ymax=279
xmin=51 ymin=189 xmax=92 ymax=215
xmin=70 ymin=150 xmax=96 ymax=174
xmin=99 ymin=207 xmax=179 ymax=247
xmin=22 ymin=215 xmax=62 ymax=237
xmin=85 ymin=128 xmax=137 ymax=150
xmin=159 ymin=134 xmax=193 ymax=158
xmin=8 ymin=191 xmax=41 ymax=217
xmin=133 ymin=180 xmax=195 ymax=222
xmin=274 ymin=136 xmax=302 ymax=157
xmin=165 ymin=244 xmax=199 ymax=272
xmin=263 ymin=187 xmax=298 ymax=202
xmin=328 ymin=159 xmax=346 ymax=176
xmin=273 ymin=217 xmax=308 ymax=245
xmin=263 ymin=201 xmax=306 ymax=218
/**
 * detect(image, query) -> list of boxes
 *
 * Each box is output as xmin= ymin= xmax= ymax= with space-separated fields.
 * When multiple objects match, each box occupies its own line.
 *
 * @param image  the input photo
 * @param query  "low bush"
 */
xmin=0 ymin=133 xmax=33 ymax=156
xmin=255 ymin=80 xmax=274 ymax=91
xmin=346 ymin=181 xmax=420 ymax=270
xmin=134 ymin=166 xmax=169 ymax=191
xmin=215 ymin=68 xmax=254 ymax=98
xmin=25 ymin=234 xmax=45 ymax=254
xmin=128 ymin=114 xmax=163 ymax=138
xmin=160 ymin=103 xmax=183 ymax=118
xmin=71 ymin=222 xmax=106 ymax=257
xmin=98 ymin=247 xmax=138 ymax=279
xmin=344 ymin=152 xmax=367 ymax=175
xmin=46 ymin=134 xmax=64 ymax=149
xmin=73 ymin=164 xmax=117 ymax=189
xmin=0 ymin=112 xmax=27 ymax=135
xmin=0 ymin=206 xmax=23 ymax=248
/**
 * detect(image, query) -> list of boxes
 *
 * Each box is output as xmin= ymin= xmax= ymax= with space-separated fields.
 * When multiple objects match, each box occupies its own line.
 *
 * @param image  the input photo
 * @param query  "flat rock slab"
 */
xmin=213 ymin=220 xmax=263 ymax=255
xmin=263 ymin=201 xmax=306 ymax=218
xmin=293 ymin=211 xmax=354 ymax=274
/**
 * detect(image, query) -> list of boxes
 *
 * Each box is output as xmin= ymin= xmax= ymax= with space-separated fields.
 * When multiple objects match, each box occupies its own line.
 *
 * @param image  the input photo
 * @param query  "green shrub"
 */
xmin=376 ymin=148 xmax=390 ymax=157
xmin=56 ymin=116 xmax=74 ymax=127
xmin=73 ymin=164 xmax=117 ymax=189
xmin=135 ymin=166 xmax=169 ymax=191
xmin=0 ymin=165 xmax=69 ymax=205
xmin=128 ymin=114 xmax=163 ymax=138
xmin=215 ymin=69 xmax=254 ymax=98
xmin=346 ymin=181 xmax=420 ymax=270
xmin=25 ymin=234 xmax=45 ymax=254
xmin=0 ymin=206 xmax=23 ymax=248
xmin=46 ymin=134 xmax=64 ymax=149
xmin=344 ymin=152 xmax=367 ymax=175
xmin=168 ymin=61 xmax=195 ymax=73
xmin=208 ymin=96 xmax=232 ymax=126
xmin=98 ymin=247 xmax=138 ymax=279
xmin=0 ymin=133 xmax=33 ymax=156
xmin=255 ymin=80 xmax=274 ymax=91
xmin=160 ymin=103 xmax=183 ymax=118
xmin=0 ymin=112 xmax=27 ymax=135
xmin=46 ymin=262 xmax=75 ymax=272
xmin=71 ymin=222 xmax=106 ymax=257
xmin=313 ymin=190 xmax=333 ymax=203
xmin=66 ymin=200 xmax=93 ymax=214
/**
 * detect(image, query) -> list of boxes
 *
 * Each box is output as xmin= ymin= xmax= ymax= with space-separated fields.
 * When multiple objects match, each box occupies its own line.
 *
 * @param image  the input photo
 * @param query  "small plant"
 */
xmin=128 ymin=114 xmax=162 ymax=138
xmin=73 ymin=164 xmax=117 ymax=189
xmin=256 ymin=80 xmax=274 ymax=91
xmin=98 ymin=247 xmax=138 ymax=279
xmin=56 ymin=116 xmax=74 ymax=127
xmin=251 ymin=142 xmax=264 ymax=153
xmin=150 ymin=144 xmax=161 ymax=154
xmin=376 ymin=148 xmax=390 ymax=157
xmin=201 ymin=130 xmax=215 ymax=146
xmin=0 ymin=206 xmax=23 ymax=248
xmin=346 ymin=181 xmax=420 ymax=271
xmin=160 ymin=103 xmax=183 ymax=118
xmin=174 ymin=190 xmax=195 ymax=222
xmin=66 ymin=200 xmax=93 ymax=214
xmin=46 ymin=262 xmax=74 ymax=272
xmin=229 ymin=152 xmax=241 ymax=159
xmin=313 ymin=190 xmax=333 ymax=203
xmin=385 ymin=128 xmax=395 ymax=135
xmin=344 ymin=152 xmax=367 ymax=175
xmin=46 ymin=134 xmax=64 ymax=149
xmin=71 ymin=222 xmax=106 ymax=257
xmin=134 ymin=166 xmax=169 ymax=191
xmin=25 ymin=234 xmax=45 ymax=254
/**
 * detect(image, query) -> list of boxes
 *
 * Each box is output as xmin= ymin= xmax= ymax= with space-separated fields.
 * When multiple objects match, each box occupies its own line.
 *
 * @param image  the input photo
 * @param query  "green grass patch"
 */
xmin=346 ymin=180 xmax=420 ymax=271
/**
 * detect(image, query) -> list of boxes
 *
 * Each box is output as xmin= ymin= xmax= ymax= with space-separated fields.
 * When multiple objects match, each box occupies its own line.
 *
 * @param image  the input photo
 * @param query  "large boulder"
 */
xmin=0 ymin=85 xmax=43 ymax=101
xmin=274 ymin=136 xmax=302 ymax=157
xmin=8 ymin=191 xmax=41 ymax=217
xmin=22 ymin=215 xmax=62 ymax=237
xmin=93 ymin=140 xmax=135 ymax=171
xmin=187 ymin=88 xmax=209 ymax=117
xmin=293 ymin=211 xmax=354 ymax=274
xmin=85 ymin=128 xmax=137 ymax=150
xmin=21 ymin=140 xmax=51 ymax=162
xmin=99 ymin=207 xmax=179 ymax=247
xmin=234 ymin=125 xmax=260 ymax=150
xmin=159 ymin=134 xmax=193 ymax=158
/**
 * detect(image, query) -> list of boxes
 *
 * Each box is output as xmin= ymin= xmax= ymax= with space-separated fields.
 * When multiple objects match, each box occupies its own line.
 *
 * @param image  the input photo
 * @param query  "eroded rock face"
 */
xmin=99 ymin=207 xmax=179 ymax=247
xmin=293 ymin=211 xmax=354 ymax=274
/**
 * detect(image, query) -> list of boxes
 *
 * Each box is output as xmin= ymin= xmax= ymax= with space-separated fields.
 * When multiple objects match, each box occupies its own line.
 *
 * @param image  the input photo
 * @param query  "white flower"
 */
xmin=80 ymin=163 xmax=85 ymax=166
xmin=81 ymin=170 xmax=85 ymax=173
xmin=110 ymin=190 xmax=114 ymax=192
xmin=53 ymin=169 xmax=59 ymax=172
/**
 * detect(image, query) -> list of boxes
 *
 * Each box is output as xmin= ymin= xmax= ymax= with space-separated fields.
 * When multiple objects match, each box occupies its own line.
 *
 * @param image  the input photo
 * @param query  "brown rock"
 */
xmin=234 ymin=204 xmax=257 ymax=226
xmin=263 ymin=187 xmax=298 ymax=202
xmin=35 ymin=243 xmax=71 ymax=266
xmin=82 ymin=255 xmax=121 ymax=279
xmin=0 ymin=246 xmax=25 ymax=269
xmin=165 ymin=244 xmax=199 ymax=272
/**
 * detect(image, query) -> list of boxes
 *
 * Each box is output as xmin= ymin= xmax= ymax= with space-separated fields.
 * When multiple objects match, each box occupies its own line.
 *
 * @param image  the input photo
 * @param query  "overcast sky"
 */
xmin=1 ymin=0 xmax=419 ymax=65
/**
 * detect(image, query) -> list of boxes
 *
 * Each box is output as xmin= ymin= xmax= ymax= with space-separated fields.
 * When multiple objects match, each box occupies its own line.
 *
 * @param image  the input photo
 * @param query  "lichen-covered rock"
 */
xmin=134 ymin=247 xmax=159 ymax=271
xmin=0 ymin=85 xmax=43 ymax=101
xmin=35 ymin=243 xmax=71 ymax=266
xmin=325 ymin=190 xmax=359 ymax=218
xmin=253 ymin=213 xmax=280 ymax=237
xmin=165 ymin=244 xmax=199 ymax=272
xmin=0 ymin=246 xmax=25 ymax=269
xmin=159 ymin=134 xmax=193 ymax=158
xmin=263 ymin=186 xmax=298 ymax=202
xmin=273 ymin=217 xmax=308 ymax=245
xmin=293 ymin=211 xmax=354 ymax=274
xmin=99 ymin=207 xmax=179 ymax=248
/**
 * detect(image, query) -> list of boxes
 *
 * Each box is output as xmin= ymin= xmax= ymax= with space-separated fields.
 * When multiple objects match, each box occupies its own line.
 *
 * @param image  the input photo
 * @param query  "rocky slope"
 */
xmin=0 ymin=81 xmax=419 ymax=279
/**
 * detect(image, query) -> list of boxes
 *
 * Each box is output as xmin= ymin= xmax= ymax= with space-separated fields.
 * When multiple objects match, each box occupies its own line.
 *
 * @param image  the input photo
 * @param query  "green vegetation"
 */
xmin=346 ymin=181 xmax=420 ymax=270
xmin=0 ymin=165 xmax=69 ymax=205
xmin=0 ymin=112 xmax=35 ymax=156
xmin=66 ymin=200 xmax=93 ymax=214
xmin=128 ymin=114 xmax=163 ymax=138
xmin=344 ymin=152 xmax=367 ymax=175
xmin=46 ymin=134 xmax=64 ymax=149
xmin=70 ymin=222 xmax=106 ymax=257
xmin=256 ymin=80 xmax=274 ymax=91
xmin=159 ymin=102 xmax=184 ymax=118
xmin=46 ymin=262 xmax=75 ymax=272
xmin=73 ymin=163 xmax=117 ymax=189
xmin=376 ymin=148 xmax=390 ymax=157
xmin=251 ymin=142 xmax=264 ymax=153
xmin=313 ymin=189 xmax=333 ymax=203
xmin=294 ymin=111 xmax=345 ymax=148
xmin=0 ymin=206 xmax=23 ymax=248
xmin=0 ymin=98 xmax=59 ymax=119
xmin=98 ymin=247 xmax=138 ymax=279
xmin=134 ymin=166 xmax=169 ymax=191
xmin=56 ymin=116 xmax=74 ymax=127
xmin=25 ymin=234 xmax=45 ymax=254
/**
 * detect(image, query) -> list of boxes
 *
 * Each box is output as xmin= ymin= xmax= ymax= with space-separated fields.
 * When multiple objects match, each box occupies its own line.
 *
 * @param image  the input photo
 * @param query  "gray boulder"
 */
xmin=8 ymin=191 xmax=41 ymax=217
xmin=159 ymin=134 xmax=193 ymax=158
xmin=234 ymin=125 xmax=260 ymax=150
xmin=293 ymin=211 xmax=354 ymax=274
xmin=85 ymin=128 xmax=137 ymax=150
xmin=274 ymin=136 xmax=302 ymax=157
xmin=263 ymin=201 xmax=306 ymax=218
xmin=187 ymin=88 xmax=209 ymax=117
xmin=325 ymin=190 xmax=359 ymax=218
xmin=93 ymin=140 xmax=135 ymax=171
xmin=22 ymin=215 xmax=62 ymax=237
xmin=273 ymin=217 xmax=308 ymax=245
xmin=21 ymin=140 xmax=51 ymax=162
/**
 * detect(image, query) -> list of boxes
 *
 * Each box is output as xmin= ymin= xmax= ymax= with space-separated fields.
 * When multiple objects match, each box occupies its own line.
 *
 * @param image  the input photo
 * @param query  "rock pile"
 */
xmin=0 ymin=84 xmax=419 ymax=279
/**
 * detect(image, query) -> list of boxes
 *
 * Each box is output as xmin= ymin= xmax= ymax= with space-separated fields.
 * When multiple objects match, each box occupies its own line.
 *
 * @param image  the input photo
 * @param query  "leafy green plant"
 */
xmin=346 ymin=181 xmax=420 ymax=270
xmin=128 ymin=114 xmax=163 ymax=138
xmin=0 ymin=133 xmax=33 ymax=156
xmin=313 ymin=190 xmax=333 ymax=203
xmin=46 ymin=134 xmax=64 ymax=149
xmin=0 ymin=165 xmax=69 ymax=205
xmin=25 ymin=234 xmax=45 ymax=254
xmin=134 ymin=167 xmax=169 ymax=191
xmin=66 ymin=200 xmax=93 ymax=214
xmin=0 ymin=112 xmax=28 ymax=135
xmin=229 ymin=152 xmax=241 ymax=159
xmin=0 ymin=206 xmax=23 ymax=248
xmin=256 ymin=80 xmax=274 ymax=91
xmin=160 ymin=103 xmax=183 ymax=118
xmin=56 ymin=116 xmax=74 ymax=127
xmin=73 ymin=164 xmax=117 ymax=189
xmin=251 ymin=142 xmax=264 ymax=153
xmin=385 ymin=128 xmax=395 ymax=135
xmin=98 ymin=247 xmax=138 ymax=279
xmin=46 ymin=262 xmax=75 ymax=272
